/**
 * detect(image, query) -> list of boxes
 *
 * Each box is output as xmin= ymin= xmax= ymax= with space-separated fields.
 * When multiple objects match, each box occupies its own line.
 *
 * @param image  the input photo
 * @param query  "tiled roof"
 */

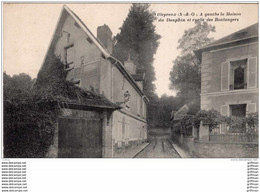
xmin=67 ymin=89 xmax=121 ymax=110
xmin=194 ymin=23 xmax=258 ymax=58
xmin=173 ymin=104 xmax=189 ymax=121
xmin=205 ymin=23 xmax=258 ymax=48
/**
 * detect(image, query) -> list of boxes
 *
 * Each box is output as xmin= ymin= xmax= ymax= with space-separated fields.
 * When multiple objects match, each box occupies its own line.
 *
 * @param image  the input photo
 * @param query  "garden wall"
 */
xmin=193 ymin=140 xmax=258 ymax=158
xmin=172 ymin=135 xmax=258 ymax=158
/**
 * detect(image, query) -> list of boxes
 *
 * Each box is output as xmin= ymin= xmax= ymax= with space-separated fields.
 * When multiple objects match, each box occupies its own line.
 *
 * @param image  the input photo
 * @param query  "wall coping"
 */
xmin=194 ymin=140 xmax=258 ymax=145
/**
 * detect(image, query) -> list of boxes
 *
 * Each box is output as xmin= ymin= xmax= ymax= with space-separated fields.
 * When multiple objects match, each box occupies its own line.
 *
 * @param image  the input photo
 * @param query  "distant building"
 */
xmin=195 ymin=23 xmax=258 ymax=133
xmin=42 ymin=5 xmax=148 ymax=157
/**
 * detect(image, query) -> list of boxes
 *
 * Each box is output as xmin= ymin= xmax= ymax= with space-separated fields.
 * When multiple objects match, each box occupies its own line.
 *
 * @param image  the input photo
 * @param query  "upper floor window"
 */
xmin=221 ymin=57 xmax=257 ymax=91
xmin=64 ymin=44 xmax=74 ymax=69
xmin=230 ymin=59 xmax=247 ymax=90
xmin=137 ymin=96 xmax=141 ymax=116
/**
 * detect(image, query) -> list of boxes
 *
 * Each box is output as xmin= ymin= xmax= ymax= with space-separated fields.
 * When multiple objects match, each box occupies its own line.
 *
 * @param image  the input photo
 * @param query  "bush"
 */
xmin=245 ymin=112 xmax=258 ymax=134
xmin=194 ymin=109 xmax=223 ymax=132
xmin=176 ymin=108 xmax=258 ymax=135
xmin=4 ymin=50 xmax=65 ymax=158
xmin=4 ymin=96 xmax=59 ymax=158
xmin=222 ymin=115 xmax=246 ymax=133
xmin=180 ymin=115 xmax=194 ymax=136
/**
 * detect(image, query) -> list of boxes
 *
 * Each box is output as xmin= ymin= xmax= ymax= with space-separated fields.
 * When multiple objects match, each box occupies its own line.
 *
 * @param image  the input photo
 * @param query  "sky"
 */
xmin=3 ymin=3 xmax=258 ymax=97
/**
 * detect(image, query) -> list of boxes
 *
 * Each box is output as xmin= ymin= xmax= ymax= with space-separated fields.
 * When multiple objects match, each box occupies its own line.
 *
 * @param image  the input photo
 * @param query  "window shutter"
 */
xmin=221 ymin=105 xmax=229 ymax=116
xmin=220 ymin=105 xmax=229 ymax=133
xmin=247 ymin=103 xmax=256 ymax=113
xmin=248 ymin=57 xmax=257 ymax=88
xmin=221 ymin=62 xmax=229 ymax=91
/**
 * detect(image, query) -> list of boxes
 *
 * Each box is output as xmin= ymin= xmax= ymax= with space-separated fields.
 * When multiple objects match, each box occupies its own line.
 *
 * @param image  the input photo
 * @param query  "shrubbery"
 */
xmin=194 ymin=109 xmax=223 ymax=132
xmin=4 ymin=50 xmax=73 ymax=158
xmin=174 ymin=109 xmax=258 ymax=136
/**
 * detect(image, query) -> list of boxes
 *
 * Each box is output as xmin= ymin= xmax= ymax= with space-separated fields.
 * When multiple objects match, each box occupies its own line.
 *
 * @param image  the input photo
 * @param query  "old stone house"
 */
xmin=42 ymin=5 xmax=148 ymax=158
xmin=195 ymin=23 xmax=258 ymax=134
xmin=184 ymin=23 xmax=259 ymax=158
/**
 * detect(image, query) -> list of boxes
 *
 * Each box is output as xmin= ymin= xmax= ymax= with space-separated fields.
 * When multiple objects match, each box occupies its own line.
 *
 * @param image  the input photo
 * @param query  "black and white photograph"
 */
xmin=2 ymin=2 xmax=259 ymax=192
xmin=3 ymin=3 xmax=258 ymax=159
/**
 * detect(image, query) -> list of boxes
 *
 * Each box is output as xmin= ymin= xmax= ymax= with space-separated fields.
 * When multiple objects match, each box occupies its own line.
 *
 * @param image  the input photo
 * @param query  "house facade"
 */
xmin=43 ymin=6 xmax=148 ymax=158
xmin=181 ymin=23 xmax=259 ymax=158
xmin=195 ymin=23 xmax=258 ymax=133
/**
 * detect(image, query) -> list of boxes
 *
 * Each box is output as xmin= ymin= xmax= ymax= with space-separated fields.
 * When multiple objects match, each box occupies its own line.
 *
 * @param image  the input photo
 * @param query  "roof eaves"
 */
xmin=194 ymin=35 xmax=258 ymax=60
xmin=200 ymin=35 xmax=258 ymax=51
xmin=109 ymin=56 xmax=149 ymax=103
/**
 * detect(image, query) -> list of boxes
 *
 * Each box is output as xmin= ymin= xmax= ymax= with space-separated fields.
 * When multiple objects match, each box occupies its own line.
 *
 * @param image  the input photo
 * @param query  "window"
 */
xmin=230 ymin=59 xmax=247 ymax=90
xmin=137 ymin=96 xmax=141 ymax=116
xmin=65 ymin=45 xmax=74 ymax=69
xmin=221 ymin=57 xmax=257 ymax=91
xmin=229 ymin=104 xmax=246 ymax=133
xmin=230 ymin=104 xmax=246 ymax=117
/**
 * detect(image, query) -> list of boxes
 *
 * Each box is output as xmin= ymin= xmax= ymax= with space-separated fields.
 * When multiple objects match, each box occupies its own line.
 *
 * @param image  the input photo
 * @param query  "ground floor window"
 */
xmin=229 ymin=104 xmax=247 ymax=133
xmin=230 ymin=104 xmax=246 ymax=117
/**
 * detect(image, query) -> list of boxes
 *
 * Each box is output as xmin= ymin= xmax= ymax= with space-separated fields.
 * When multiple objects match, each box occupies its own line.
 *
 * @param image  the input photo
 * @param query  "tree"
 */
xmin=113 ymin=3 xmax=161 ymax=99
xmin=147 ymin=94 xmax=185 ymax=128
xmin=4 ymin=71 xmax=58 ymax=157
xmin=169 ymin=54 xmax=201 ymax=102
xmin=169 ymin=21 xmax=215 ymax=110
xmin=177 ymin=21 xmax=216 ymax=55
xmin=3 ymin=72 xmax=34 ymax=101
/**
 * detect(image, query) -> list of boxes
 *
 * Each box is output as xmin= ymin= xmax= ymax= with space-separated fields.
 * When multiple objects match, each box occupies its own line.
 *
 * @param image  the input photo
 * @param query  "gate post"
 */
xmin=199 ymin=121 xmax=209 ymax=141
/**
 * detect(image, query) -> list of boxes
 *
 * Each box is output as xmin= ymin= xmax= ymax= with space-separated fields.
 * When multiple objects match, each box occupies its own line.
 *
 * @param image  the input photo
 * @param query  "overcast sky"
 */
xmin=3 ymin=3 xmax=258 ymax=97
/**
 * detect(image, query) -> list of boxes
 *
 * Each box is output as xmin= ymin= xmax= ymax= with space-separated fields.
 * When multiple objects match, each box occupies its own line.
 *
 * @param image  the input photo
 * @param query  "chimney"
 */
xmin=124 ymin=55 xmax=136 ymax=75
xmin=97 ymin=24 xmax=113 ymax=54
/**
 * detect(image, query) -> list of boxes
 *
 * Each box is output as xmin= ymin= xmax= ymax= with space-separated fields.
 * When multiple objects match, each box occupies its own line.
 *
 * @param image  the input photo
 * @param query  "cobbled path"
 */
xmin=135 ymin=136 xmax=180 ymax=158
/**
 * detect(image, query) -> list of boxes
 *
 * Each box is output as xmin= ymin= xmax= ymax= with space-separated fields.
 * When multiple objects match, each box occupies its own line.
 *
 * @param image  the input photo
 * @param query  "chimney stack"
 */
xmin=97 ymin=24 xmax=113 ymax=54
xmin=124 ymin=55 xmax=137 ymax=75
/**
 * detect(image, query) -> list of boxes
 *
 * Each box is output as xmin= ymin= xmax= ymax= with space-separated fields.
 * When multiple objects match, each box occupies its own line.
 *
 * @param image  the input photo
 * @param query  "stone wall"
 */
xmin=54 ymin=13 xmax=103 ymax=92
xmin=193 ymin=140 xmax=258 ymax=158
xmin=112 ymin=110 xmax=147 ymax=155
xmin=172 ymin=134 xmax=258 ymax=158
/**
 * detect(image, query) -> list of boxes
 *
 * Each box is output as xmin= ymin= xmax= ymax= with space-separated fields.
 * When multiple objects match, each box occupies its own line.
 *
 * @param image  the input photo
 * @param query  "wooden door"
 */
xmin=58 ymin=117 xmax=102 ymax=158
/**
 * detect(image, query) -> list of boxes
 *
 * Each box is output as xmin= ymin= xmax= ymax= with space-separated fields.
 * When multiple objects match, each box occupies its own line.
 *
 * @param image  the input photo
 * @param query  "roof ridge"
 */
xmin=205 ymin=22 xmax=258 ymax=48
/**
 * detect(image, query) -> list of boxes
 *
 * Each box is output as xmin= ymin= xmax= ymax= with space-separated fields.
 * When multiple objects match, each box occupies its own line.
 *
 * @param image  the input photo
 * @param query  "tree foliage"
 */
xmin=148 ymin=95 xmax=185 ymax=128
xmin=3 ymin=52 xmax=67 ymax=157
xmin=194 ymin=109 xmax=223 ymax=131
xmin=113 ymin=3 xmax=161 ymax=99
xmin=177 ymin=21 xmax=216 ymax=55
xmin=169 ymin=21 xmax=216 ymax=109
xmin=174 ymin=109 xmax=259 ymax=134
xmin=4 ymin=50 xmax=113 ymax=157
xmin=4 ymin=51 xmax=73 ymax=157
xmin=169 ymin=54 xmax=201 ymax=102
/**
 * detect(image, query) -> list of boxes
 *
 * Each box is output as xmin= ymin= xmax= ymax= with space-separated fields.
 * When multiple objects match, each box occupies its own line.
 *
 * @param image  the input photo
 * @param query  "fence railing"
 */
xmin=209 ymin=133 xmax=258 ymax=143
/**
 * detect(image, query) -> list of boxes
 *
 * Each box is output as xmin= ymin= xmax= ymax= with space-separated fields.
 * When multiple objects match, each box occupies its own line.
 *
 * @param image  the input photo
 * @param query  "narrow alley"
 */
xmin=135 ymin=130 xmax=180 ymax=158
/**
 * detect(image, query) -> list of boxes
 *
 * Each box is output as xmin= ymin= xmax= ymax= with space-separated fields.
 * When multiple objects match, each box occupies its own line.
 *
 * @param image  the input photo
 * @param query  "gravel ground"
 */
xmin=135 ymin=136 xmax=180 ymax=158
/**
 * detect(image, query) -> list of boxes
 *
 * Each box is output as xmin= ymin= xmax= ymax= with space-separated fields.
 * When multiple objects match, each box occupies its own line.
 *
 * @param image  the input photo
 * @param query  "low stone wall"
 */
xmin=193 ymin=140 xmax=258 ymax=158
xmin=172 ymin=135 xmax=195 ymax=156
xmin=172 ymin=135 xmax=258 ymax=158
